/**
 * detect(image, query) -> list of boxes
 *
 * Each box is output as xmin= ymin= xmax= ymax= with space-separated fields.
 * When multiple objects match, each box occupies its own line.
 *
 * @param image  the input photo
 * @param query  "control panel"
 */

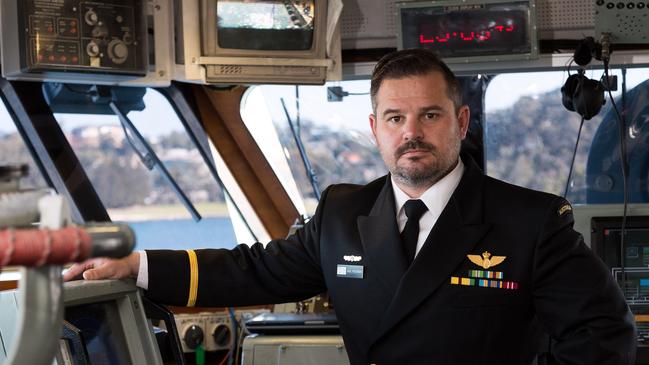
xmin=173 ymin=310 xmax=269 ymax=353
xmin=613 ymin=268 xmax=649 ymax=347
xmin=175 ymin=313 xmax=228 ymax=353
xmin=589 ymin=215 xmax=649 ymax=363
xmin=595 ymin=0 xmax=649 ymax=43
xmin=1 ymin=0 xmax=147 ymax=80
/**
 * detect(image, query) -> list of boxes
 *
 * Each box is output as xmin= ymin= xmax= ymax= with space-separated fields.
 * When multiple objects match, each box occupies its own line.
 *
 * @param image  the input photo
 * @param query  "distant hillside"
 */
xmin=281 ymin=85 xmax=610 ymax=203
xmin=0 ymin=133 xmax=47 ymax=189
xmin=0 ymin=87 xmax=618 ymax=208
xmin=275 ymin=121 xmax=387 ymax=199
xmin=0 ymin=127 xmax=224 ymax=209
xmin=486 ymin=87 xmax=610 ymax=203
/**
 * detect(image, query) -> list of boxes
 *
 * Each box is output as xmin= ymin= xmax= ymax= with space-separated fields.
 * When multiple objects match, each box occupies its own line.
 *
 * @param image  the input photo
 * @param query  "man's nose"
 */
xmin=402 ymin=118 xmax=423 ymax=141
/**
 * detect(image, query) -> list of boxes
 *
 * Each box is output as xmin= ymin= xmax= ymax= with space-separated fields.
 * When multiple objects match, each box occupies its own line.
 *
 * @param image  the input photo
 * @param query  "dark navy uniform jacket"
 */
xmin=145 ymin=155 xmax=636 ymax=365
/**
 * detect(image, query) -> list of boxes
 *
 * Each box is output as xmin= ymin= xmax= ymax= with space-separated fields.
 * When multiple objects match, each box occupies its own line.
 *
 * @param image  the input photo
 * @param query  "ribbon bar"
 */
xmin=468 ymin=269 xmax=504 ymax=279
xmin=451 ymin=276 xmax=519 ymax=290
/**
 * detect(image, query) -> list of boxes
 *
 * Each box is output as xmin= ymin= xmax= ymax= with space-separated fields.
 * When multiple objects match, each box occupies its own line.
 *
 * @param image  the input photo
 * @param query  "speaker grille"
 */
xmin=219 ymin=65 xmax=242 ymax=75
xmin=595 ymin=1 xmax=649 ymax=43
xmin=538 ymin=0 xmax=594 ymax=30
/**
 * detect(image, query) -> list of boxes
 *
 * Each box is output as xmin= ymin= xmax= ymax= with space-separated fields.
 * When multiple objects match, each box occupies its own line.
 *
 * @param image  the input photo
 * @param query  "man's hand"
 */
xmin=63 ymin=252 xmax=140 ymax=281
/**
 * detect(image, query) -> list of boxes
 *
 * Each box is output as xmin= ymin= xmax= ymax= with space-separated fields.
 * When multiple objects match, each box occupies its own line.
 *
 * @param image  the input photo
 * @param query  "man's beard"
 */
xmin=391 ymin=139 xmax=459 ymax=187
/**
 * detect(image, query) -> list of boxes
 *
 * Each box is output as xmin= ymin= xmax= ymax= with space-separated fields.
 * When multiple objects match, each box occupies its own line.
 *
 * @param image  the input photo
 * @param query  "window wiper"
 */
xmin=109 ymin=99 xmax=202 ymax=222
xmin=280 ymin=97 xmax=321 ymax=201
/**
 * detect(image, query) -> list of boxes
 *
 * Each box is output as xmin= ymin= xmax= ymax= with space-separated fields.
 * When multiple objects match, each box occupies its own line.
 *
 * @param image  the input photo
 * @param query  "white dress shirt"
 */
xmin=136 ymin=250 xmax=149 ymax=289
xmin=136 ymin=159 xmax=465 ymax=289
xmin=392 ymin=159 xmax=465 ymax=259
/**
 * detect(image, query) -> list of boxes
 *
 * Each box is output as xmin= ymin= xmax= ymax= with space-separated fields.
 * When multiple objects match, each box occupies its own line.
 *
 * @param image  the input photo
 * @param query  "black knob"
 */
xmin=617 ymin=2 xmax=625 ymax=8
xmin=627 ymin=2 xmax=635 ymax=8
xmin=212 ymin=325 xmax=232 ymax=347
xmin=607 ymin=2 xmax=615 ymax=8
xmin=183 ymin=325 xmax=204 ymax=350
xmin=596 ymin=0 xmax=605 ymax=4
xmin=639 ymin=2 xmax=646 ymax=8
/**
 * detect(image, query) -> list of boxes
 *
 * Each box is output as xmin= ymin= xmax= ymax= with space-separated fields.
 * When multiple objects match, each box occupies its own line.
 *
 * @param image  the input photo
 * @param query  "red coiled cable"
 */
xmin=0 ymin=227 xmax=92 ymax=268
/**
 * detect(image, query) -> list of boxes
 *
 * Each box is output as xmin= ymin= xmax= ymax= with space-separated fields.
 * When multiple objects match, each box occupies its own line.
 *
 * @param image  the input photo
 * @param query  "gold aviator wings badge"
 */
xmin=467 ymin=251 xmax=506 ymax=269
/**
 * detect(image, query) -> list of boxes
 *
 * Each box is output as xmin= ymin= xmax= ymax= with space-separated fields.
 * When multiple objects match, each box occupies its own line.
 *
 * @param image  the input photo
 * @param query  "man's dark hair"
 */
xmin=370 ymin=49 xmax=462 ymax=113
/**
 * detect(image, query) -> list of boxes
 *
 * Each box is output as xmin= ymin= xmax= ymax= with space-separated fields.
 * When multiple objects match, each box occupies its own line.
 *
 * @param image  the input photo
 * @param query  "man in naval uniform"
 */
xmin=65 ymin=49 xmax=636 ymax=364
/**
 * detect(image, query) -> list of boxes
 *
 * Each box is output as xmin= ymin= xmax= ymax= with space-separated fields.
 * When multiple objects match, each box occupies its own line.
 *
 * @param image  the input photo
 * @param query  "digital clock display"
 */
xmin=398 ymin=1 xmax=535 ymax=61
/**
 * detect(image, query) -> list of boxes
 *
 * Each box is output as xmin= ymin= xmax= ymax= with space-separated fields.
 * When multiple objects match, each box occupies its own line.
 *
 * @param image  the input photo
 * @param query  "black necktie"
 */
xmin=401 ymin=199 xmax=428 ymax=265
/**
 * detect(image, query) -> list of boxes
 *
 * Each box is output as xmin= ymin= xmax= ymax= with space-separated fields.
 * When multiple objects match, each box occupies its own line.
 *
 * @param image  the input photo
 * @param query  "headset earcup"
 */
xmin=573 ymin=77 xmax=605 ymax=120
xmin=561 ymin=74 xmax=581 ymax=112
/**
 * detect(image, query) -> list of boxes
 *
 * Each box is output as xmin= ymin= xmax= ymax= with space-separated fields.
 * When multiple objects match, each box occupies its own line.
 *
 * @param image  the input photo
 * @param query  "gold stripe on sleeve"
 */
xmin=186 ymin=249 xmax=199 ymax=307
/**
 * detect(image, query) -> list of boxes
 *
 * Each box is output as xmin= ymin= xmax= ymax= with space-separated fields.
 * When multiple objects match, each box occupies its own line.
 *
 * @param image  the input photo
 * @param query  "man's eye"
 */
xmin=425 ymin=112 xmax=439 ymax=120
xmin=388 ymin=116 xmax=401 ymax=123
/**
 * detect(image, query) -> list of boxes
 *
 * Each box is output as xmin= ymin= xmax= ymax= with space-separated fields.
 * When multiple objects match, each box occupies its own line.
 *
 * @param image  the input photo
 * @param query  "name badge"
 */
xmin=337 ymin=264 xmax=364 ymax=279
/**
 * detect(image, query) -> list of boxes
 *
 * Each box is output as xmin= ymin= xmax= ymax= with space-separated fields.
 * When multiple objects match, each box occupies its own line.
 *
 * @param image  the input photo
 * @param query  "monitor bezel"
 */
xmin=591 ymin=215 xmax=649 ymax=268
xmin=200 ymin=0 xmax=327 ymax=59
xmin=395 ymin=0 xmax=538 ymax=64
xmin=63 ymin=280 xmax=163 ymax=365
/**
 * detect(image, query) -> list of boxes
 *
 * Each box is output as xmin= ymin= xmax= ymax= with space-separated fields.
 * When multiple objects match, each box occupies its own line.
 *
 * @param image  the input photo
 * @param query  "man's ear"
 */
xmin=369 ymin=113 xmax=378 ymax=140
xmin=457 ymin=106 xmax=470 ymax=139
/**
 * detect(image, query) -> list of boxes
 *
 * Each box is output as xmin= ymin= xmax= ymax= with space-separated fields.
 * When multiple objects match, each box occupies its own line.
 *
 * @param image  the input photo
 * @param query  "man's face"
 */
xmin=369 ymin=71 xmax=470 ymax=190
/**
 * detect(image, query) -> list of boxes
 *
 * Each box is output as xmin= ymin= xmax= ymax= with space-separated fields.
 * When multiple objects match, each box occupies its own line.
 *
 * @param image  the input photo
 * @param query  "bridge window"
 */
xmin=485 ymin=68 xmax=649 ymax=204
xmin=0 ymin=101 xmax=48 ymax=190
xmin=240 ymin=82 xmax=387 ymax=216
xmin=52 ymin=88 xmax=238 ymax=250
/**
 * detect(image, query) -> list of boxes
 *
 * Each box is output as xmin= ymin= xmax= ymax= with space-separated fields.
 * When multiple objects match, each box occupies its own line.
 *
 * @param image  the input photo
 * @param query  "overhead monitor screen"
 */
xmin=398 ymin=1 xmax=533 ymax=59
xmin=216 ymin=0 xmax=315 ymax=50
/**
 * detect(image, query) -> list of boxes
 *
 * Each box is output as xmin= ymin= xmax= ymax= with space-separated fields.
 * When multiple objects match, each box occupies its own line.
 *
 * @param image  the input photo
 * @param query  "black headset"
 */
xmin=560 ymin=37 xmax=606 ymax=120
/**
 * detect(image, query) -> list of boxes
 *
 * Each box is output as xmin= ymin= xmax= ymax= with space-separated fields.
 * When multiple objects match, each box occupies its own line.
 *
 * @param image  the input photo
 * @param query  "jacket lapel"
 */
xmin=357 ymin=177 xmax=408 ymax=296
xmin=371 ymin=156 xmax=493 ymax=344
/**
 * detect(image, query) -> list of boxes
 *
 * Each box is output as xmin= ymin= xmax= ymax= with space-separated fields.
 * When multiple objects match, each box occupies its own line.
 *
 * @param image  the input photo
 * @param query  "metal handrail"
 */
xmin=1 ymin=196 xmax=135 ymax=365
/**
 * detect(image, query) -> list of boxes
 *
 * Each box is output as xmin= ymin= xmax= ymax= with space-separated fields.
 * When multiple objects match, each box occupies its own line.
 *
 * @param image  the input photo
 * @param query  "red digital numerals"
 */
xmin=419 ymin=23 xmax=515 ymax=44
